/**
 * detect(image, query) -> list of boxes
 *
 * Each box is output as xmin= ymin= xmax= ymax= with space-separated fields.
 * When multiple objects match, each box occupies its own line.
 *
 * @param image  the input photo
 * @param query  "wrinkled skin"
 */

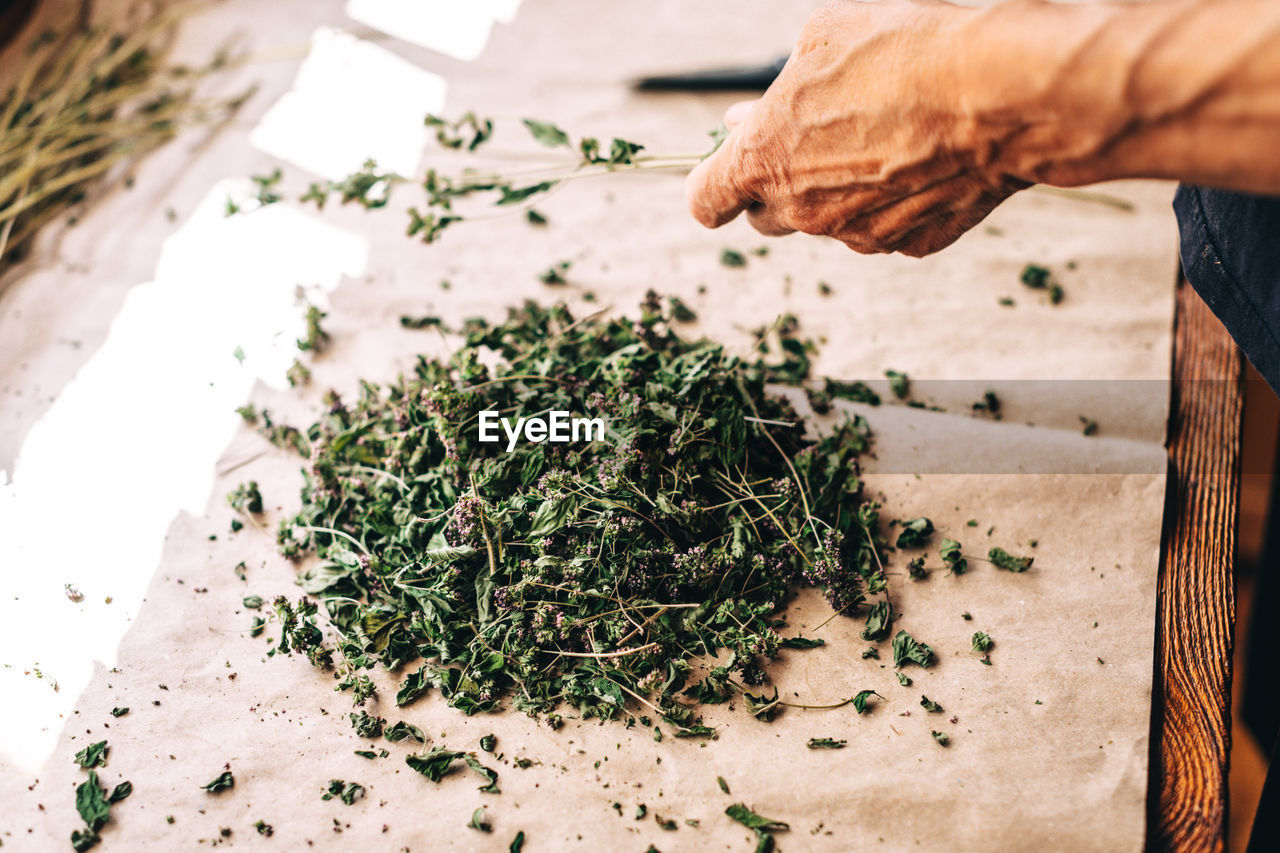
xmin=686 ymin=0 xmax=1025 ymax=257
xmin=687 ymin=0 xmax=1280 ymax=257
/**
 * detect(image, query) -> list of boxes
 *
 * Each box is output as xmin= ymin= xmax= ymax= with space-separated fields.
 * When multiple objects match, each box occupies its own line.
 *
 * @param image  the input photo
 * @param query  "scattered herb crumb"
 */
xmin=988 ymin=547 xmax=1034 ymax=572
xmin=885 ymin=369 xmax=910 ymax=400
xmin=806 ymin=738 xmax=846 ymax=749
xmin=321 ymin=779 xmax=365 ymax=805
xmin=538 ymin=260 xmax=571 ymax=285
xmin=719 ymin=248 xmax=746 ymax=267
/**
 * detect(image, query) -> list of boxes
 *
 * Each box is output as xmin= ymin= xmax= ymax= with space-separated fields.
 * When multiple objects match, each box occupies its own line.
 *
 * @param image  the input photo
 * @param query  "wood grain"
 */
xmin=1149 ymin=276 xmax=1243 ymax=851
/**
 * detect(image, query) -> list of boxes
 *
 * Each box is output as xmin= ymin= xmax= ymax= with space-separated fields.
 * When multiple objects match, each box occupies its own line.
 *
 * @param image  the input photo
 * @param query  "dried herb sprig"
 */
xmin=1 ymin=12 xmax=247 ymax=272
xmin=252 ymin=116 xmax=718 ymax=245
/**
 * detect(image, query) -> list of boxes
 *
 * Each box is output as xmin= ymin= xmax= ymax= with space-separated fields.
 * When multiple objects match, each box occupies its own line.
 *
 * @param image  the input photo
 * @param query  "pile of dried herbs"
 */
xmin=253 ymin=295 xmax=913 ymax=732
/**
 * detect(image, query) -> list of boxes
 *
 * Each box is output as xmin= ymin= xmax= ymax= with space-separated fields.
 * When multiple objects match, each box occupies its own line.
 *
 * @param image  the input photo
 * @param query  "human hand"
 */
xmin=685 ymin=0 xmax=1031 ymax=257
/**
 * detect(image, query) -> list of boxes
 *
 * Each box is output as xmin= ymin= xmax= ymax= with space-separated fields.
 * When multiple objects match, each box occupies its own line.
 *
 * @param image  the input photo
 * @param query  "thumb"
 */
xmin=685 ymin=124 xmax=754 ymax=229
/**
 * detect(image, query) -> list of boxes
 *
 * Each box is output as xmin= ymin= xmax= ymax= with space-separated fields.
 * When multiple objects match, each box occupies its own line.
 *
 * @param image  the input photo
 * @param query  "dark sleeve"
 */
xmin=1174 ymin=184 xmax=1280 ymax=394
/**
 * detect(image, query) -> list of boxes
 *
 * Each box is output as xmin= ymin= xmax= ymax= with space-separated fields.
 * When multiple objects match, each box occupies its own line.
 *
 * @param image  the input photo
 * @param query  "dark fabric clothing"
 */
xmin=1174 ymin=185 xmax=1280 ymax=396
xmin=1176 ymin=185 xmax=1280 ymax=852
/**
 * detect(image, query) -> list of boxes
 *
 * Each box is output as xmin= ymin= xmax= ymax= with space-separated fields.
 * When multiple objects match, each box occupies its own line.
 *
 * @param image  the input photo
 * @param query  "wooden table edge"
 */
xmin=1147 ymin=272 xmax=1243 ymax=851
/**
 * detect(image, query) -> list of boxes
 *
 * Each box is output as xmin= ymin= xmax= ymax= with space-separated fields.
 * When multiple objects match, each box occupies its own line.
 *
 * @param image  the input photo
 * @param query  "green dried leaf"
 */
xmin=895 ymin=517 xmax=934 ymax=548
xmin=725 ymin=802 xmax=788 ymax=832
xmin=384 ymin=721 xmax=426 ymax=744
xmin=406 ymin=748 xmax=462 ymax=783
xmin=76 ymin=770 xmax=110 ymax=831
xmin=940 ymin=538 xmax=967 ymax=574
xmin=891 ymin=630 xmax=934 ymax=669
xmin=464 ymin=754 xmax=501 ymax=793
xmin=469 ymin=806 xmax=492 ymax=832
xmin=74 ymin=740 xmax=108 ymax=769
xmin=521 ymin=118 xmax=570 ymax=149
xmin=860 ymin=600 xmax=892 ymax=641
xmin=851 ymin=689 xmax=880 ymax=714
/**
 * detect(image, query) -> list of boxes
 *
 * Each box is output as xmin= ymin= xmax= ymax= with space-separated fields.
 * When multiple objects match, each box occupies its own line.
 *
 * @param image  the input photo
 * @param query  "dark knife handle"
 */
xmin=635 ymin=55 xmax=789 ymax=92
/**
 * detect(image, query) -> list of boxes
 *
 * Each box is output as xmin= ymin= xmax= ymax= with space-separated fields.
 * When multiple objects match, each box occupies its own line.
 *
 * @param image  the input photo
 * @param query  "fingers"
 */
xmin=746 ymin=202 xmax=796 ymax=237
xmin=685 ymin=129 xmax=754 ymax=229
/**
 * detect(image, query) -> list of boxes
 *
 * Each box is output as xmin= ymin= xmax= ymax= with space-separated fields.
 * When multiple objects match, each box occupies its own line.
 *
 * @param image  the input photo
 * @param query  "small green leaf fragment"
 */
xmin=469 ymin=806 xmax=492 ymax=832
xmin=895 ymin=517 xmax=934 ymax=548
xmin=521 ymin=118 xmax=570 ymax=148
xmin=988 ymin=547 xmax=1034 ymax=572
xmin=851 ymin=689 xmax=880 ymax=714
xmin=203 ymin=771 xmax=234 ymax=793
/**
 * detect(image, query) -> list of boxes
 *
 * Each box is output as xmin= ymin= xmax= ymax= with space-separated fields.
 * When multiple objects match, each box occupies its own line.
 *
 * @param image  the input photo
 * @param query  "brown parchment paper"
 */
xmin=0 ymin=0 xmax=1177 ymax=851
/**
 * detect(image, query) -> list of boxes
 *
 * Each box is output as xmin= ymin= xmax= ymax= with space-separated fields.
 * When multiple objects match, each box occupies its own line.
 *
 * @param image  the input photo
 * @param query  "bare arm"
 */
xmin=686 ymin=0 xmax=1280 ymax=256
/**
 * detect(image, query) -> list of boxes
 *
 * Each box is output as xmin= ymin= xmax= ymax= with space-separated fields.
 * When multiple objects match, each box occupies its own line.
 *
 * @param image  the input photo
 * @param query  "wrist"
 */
xmin=955 ymin=0 xmax=1148 ymax=187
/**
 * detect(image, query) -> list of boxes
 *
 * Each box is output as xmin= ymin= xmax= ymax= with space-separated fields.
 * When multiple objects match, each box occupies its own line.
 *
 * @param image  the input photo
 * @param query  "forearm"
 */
xmin=968 ymin=0 xmax=1280 ymax=192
